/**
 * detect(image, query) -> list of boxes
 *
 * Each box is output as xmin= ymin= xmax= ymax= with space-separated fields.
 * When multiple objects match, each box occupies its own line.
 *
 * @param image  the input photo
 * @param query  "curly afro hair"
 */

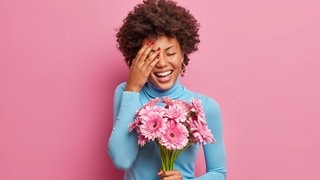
xmin=116 ymin=0 xmax=200 ymax=72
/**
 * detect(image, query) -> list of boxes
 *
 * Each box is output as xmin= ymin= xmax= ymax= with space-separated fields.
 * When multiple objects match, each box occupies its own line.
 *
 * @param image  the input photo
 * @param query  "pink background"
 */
xmin=1 ymin=0 xmax=319 ymax=179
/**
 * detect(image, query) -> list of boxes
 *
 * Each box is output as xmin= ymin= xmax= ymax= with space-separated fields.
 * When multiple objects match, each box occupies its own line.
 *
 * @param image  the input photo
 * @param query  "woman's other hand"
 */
xmin=158 ymin=170 xmax=183 ymax=180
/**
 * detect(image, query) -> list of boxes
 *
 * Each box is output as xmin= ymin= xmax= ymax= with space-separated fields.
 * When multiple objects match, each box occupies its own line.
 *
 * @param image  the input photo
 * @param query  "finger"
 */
xmin=144 ymin=54 xmax=160 ymax=74
xmin=139 ymin=44 xmax=156 ymax=65
xmin=144 ymin=46 xmax=160 ymax=64
xmin=132 ymin=42 xmax=152 ymax=66
xmin=158 ymin=170 xmax=181 ymax=178
xmin=143 ymin=47 xmax=160 ymax=66
xmin=158 ymin=170 xmax=165 ymax=178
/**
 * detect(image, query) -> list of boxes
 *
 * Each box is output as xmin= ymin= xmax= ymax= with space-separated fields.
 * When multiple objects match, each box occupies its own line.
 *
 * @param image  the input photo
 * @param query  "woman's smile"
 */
xmin=147 ymin=36 xmax=184 ymax=90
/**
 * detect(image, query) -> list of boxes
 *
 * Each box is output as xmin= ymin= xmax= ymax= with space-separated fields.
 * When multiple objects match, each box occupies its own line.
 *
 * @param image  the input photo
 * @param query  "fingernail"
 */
xmin=156 ymin=55 xmax=160 ymax=59
xmin=151 ymin=41 xmax=155 ymax=45
xmin=157 ymin=47 xmax=161 ymax=51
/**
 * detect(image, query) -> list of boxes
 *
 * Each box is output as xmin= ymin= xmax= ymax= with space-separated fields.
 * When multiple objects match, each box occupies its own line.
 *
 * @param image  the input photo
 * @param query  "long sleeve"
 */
xmin=107 ymin=83 xmax=142 ymax=170
xmin=195 ymin=98 xmax=227 ymax=180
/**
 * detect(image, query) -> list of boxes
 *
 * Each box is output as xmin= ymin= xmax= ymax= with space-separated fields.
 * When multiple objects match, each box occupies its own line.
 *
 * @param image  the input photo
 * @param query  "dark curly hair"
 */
xmin=116 ymin=0 xmax=200 ymax=73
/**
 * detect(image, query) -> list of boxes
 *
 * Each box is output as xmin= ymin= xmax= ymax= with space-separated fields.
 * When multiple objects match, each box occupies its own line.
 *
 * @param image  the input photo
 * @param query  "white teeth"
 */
xmin=156 ymin=71 xmax=172 ymax=77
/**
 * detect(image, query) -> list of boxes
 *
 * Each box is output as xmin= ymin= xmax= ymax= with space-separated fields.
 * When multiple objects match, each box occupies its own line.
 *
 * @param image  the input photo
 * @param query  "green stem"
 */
xmin=157 ymin=142 xmax=192 ymax=171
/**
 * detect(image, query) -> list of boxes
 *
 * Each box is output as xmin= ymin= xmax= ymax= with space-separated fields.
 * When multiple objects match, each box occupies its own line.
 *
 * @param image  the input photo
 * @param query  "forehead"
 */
xmin=143 ymin=36 xmax=180 ymax=47
xmin=142 ymin=36 xmax=181 ymax=51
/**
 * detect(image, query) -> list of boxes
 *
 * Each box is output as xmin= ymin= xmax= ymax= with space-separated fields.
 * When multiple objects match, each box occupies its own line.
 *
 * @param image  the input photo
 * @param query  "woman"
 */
xmin=108 ymin=0 xmax=227 ymax=179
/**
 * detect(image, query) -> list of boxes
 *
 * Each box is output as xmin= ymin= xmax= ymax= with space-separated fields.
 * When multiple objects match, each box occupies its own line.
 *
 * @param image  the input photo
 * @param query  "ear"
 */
xmin=181 ymin=53 xmax=185 ymax=63
xmin=180 ymin=55 xmax=186 ymax=77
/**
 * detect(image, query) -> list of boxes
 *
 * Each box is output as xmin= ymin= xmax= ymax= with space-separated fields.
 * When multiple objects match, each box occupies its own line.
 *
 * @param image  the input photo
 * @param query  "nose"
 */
xmin=155 ymin=53 xmax=168 ymax=68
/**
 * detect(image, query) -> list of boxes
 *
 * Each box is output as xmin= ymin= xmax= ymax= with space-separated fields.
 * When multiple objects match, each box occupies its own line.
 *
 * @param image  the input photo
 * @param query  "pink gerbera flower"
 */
xmin=162 ymin=98 xmax=190 ymax=110
xmin=189 ymin=120 xmax=215 ymax=144
xmin=129 ymin=116 xmax=142 ymax=132
xmin=162 ymin=97 xmax=174 ymax=106
xmin=165 ymin=104 xmax=188 ymax=123
xmin=173 ymin=99 xmax=192 ymax=113
xmin=191 ymin=98 xmax=206 ymax=123
xmin=138 ymin=104 xmax=163 ymax=119
xmin=137 ymin=134 xmax=148 ymax=147
xmin=139 ymin=110 xmax=167 ymax=141
xmin=159 ymin=120 xmax=189 ymax=150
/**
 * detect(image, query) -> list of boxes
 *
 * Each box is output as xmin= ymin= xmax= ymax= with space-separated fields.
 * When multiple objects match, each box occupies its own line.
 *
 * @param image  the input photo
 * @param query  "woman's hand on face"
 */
xmin=158 ymin=170 xmax=183 ymax=180
xmin=125 ymin=42 xmax=160 ymax=92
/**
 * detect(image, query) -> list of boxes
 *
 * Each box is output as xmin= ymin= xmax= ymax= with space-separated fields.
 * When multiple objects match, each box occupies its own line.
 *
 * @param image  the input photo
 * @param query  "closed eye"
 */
xmin=167 ymin=53 xmax=176 ymax=56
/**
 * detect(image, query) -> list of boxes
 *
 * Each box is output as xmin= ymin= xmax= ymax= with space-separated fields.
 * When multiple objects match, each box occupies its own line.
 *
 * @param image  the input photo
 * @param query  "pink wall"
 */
xmin=1 ymin=0 xmax=319 ymax=179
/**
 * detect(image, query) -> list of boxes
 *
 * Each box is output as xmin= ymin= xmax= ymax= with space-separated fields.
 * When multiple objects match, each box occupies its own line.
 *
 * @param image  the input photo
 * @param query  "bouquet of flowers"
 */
xmin=129 ymin=97 xmax=215 ymax=171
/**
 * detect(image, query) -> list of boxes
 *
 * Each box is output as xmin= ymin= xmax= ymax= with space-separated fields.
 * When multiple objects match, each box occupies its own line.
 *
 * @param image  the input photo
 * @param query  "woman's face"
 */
xmin=145 ymin=36 xmax=184 ymax=90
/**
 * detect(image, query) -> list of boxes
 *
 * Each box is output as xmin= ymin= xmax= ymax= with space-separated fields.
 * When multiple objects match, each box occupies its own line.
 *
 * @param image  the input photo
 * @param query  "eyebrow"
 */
xmin=165 ymin=46 xmax=174 ymax=50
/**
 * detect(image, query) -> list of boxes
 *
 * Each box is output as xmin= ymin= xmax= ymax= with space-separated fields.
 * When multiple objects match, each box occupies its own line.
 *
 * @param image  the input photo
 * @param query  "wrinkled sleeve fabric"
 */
xmin=107 ymin=83 xmax=141 ymax=170
xmin=195 ymin=98 xmax=227 ymax=180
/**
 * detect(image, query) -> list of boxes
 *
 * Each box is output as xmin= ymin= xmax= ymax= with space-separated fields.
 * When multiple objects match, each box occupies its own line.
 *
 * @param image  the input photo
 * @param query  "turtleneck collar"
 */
xmin=142 ymin=80 xmax=186 ymax=100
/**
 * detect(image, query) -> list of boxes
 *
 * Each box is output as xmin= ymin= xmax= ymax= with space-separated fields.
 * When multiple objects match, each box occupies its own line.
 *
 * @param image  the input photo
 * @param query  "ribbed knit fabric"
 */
xmin=108 ymin=81 xmax=227 ymax=180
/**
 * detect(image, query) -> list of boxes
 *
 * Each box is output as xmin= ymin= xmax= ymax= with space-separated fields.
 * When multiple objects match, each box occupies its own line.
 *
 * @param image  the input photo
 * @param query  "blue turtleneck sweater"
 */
xmin=108 ymin=81 xmax=227 ymax=180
